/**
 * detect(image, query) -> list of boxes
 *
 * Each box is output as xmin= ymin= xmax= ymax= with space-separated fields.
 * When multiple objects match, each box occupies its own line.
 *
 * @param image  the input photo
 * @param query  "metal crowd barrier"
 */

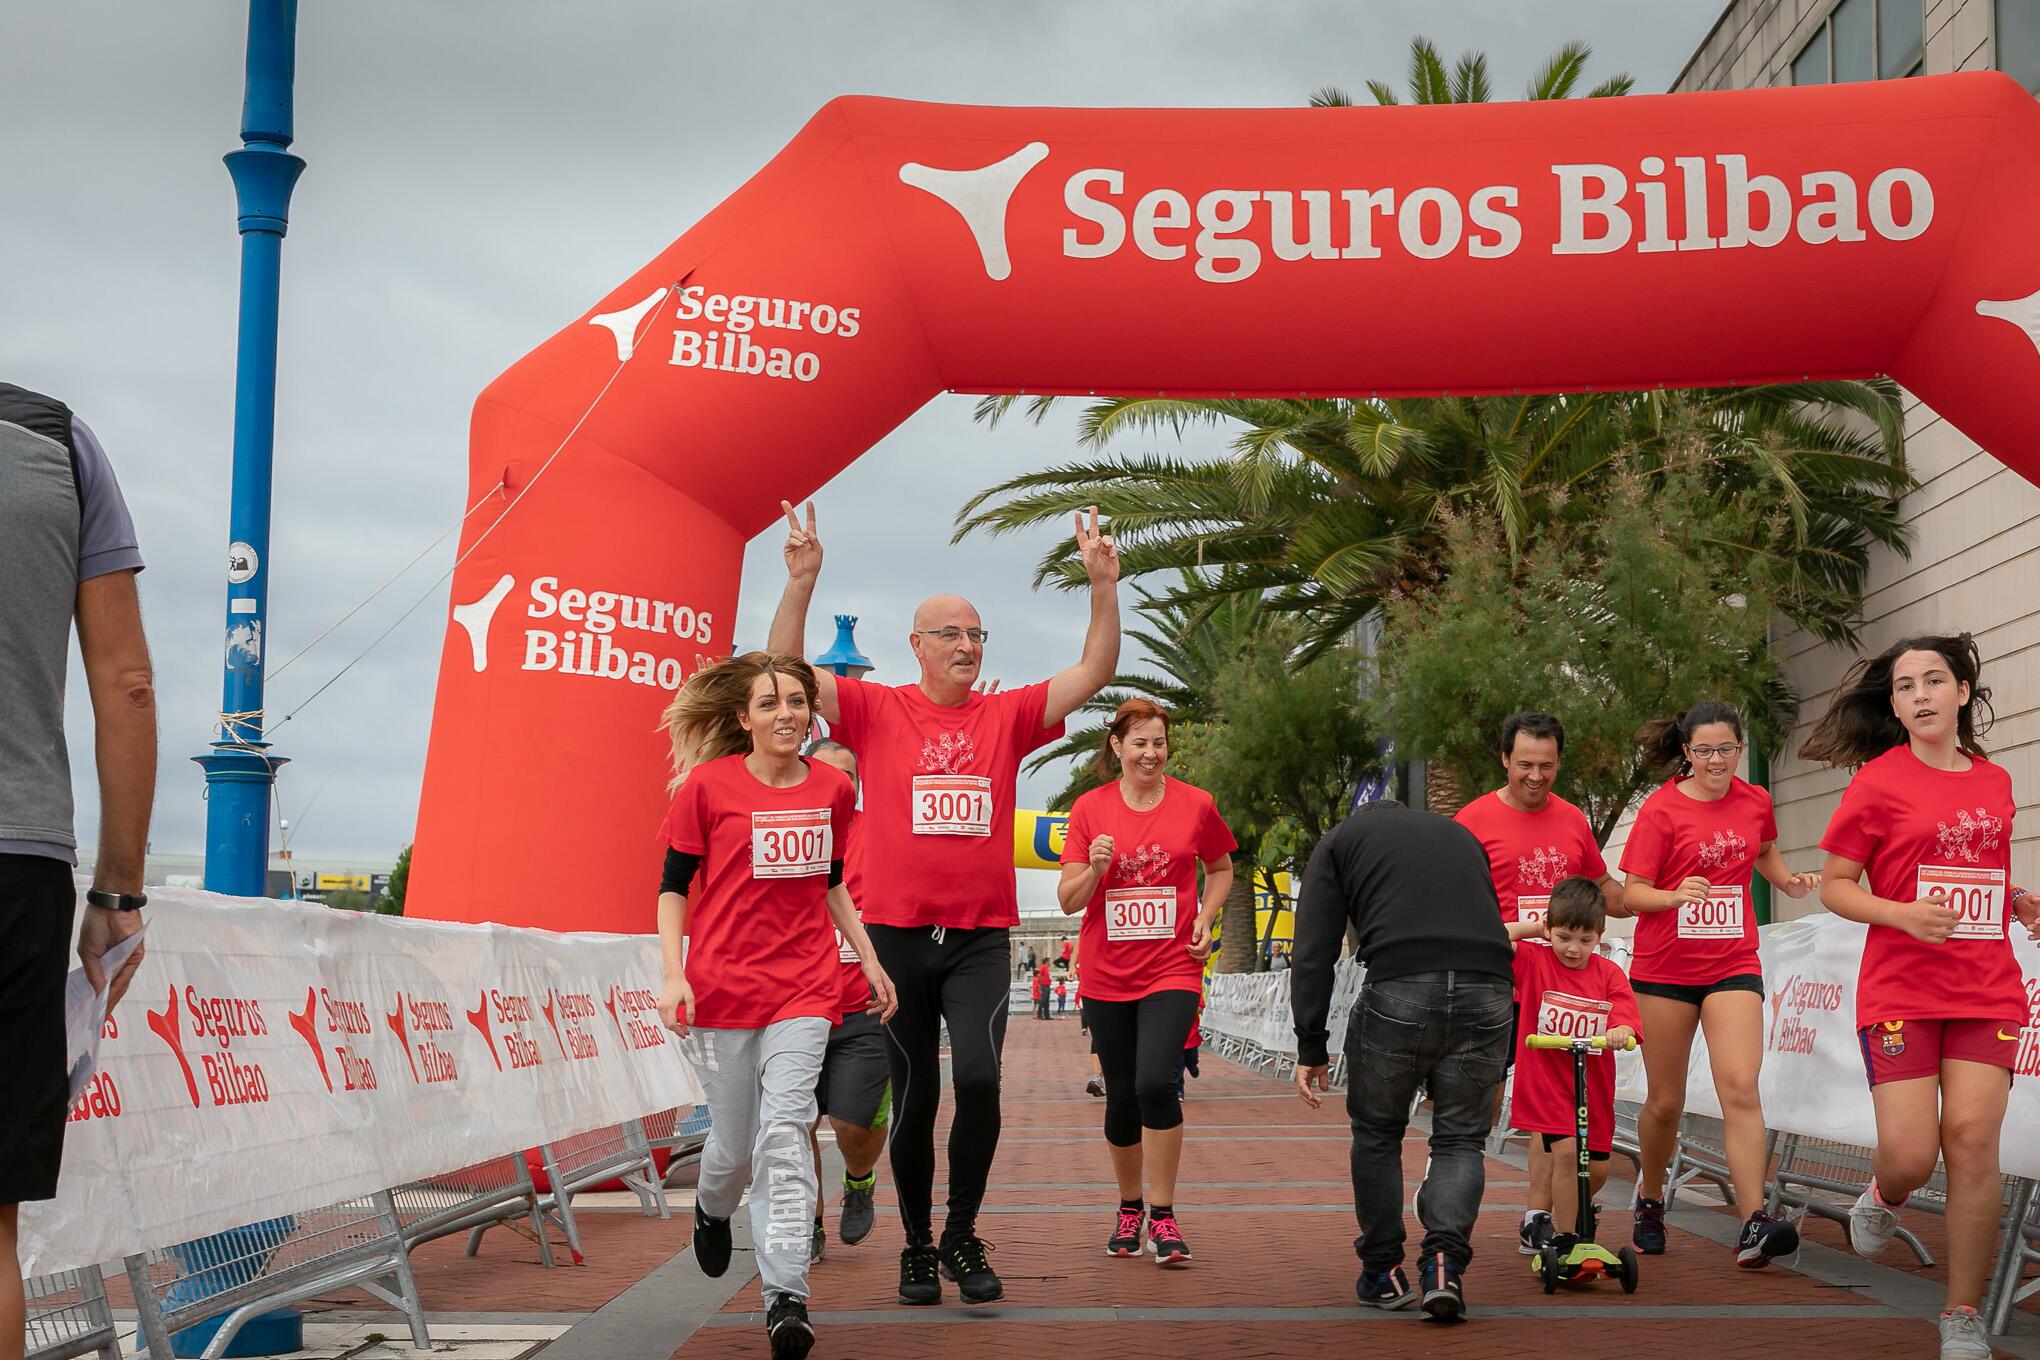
xmin=1987 ymin=1179 xmax=2040 ymax=1333
xmin=468 ymin=1118 xmax=669 ymax=1265
xmin=643 ymin=1103 xmax=712 ymax=1185
xmin=22 ymin=1263 xmax=120 ymax=1360
xmin=122 ymin=1193 xmax=430 ymax=1360
xmin=1764 ymin=1131 xmax=1933 ymax=1265
xmin=1663 ymin=1111 xmax=1758 ymax=1209
xmin=398 ymin=1150 xmax=556 ymax=1267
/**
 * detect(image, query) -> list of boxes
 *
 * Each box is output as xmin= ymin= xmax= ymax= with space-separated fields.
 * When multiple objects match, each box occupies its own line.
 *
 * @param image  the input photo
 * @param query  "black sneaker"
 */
xmin=1735 ymin=1211 xmax=1800 ymax=1269
xmin=938 ymin=1235 xmax=1004 ymax=1303
xmin=1106 ymin=1205 xmax=1145 ymax=1257
xmin=765 ymin=1295 xmax=815 ymax=1360
xmin=1632 ymin=1196 xmax=1667 ymax=1255
xmin=1148 ymin=1213 xmax=1191 ymax=1267
xmin=1418 ymin=1252 xmax=1465 ymax=1323
xmin=1085 ymin=1076 xmax=1106 ymax=1098
xmin=1354 ymin=1264 xmax=1415 ymax=1310
xmin=839 ymin=1174 xmax=877 ymax=1246
xmin=1518 ymin=1211 xmax=1553 ymax=1255
xmin=898 ymin=1244 xmax=942 ymax=1305
xmin=693 ymin=1204 xmax=732 ymax=1278
xmin=811 ymin=1217 xmax=826 ymax=1264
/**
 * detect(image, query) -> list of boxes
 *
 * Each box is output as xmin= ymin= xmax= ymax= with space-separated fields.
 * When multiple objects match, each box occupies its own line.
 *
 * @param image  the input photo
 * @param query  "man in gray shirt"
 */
xmin=1 ymin=383 xmax=156 ymax=1360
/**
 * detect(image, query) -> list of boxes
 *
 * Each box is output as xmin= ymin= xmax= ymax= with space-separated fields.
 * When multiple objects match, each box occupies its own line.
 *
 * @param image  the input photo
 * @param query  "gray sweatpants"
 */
xmin=684 ymin=1018 xmax=830 ymax=1303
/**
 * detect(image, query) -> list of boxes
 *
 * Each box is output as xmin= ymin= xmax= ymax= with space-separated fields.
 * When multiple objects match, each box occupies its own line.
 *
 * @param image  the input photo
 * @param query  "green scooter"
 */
xmin=1525 ymin=1033 xmax=1641 ymax=1295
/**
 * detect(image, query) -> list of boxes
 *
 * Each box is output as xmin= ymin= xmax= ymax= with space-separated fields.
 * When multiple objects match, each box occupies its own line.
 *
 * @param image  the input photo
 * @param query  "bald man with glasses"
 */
xmin=768 ymin=500 xmax=1120 ymax=1307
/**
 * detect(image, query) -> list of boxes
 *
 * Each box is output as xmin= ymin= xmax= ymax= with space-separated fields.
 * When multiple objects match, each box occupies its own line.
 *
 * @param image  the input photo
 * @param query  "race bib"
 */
xmin=911 ymin=775 xmax=994 ymax=836
xmin=1104 ymin=887 xmax=1177 ymax=941
xmin=836 ymin=928 xmax=860 ymax=964
xmin=1917 ymin=864 xmax=2006 ymax=941
xmin=751 ymin=808 xmax=831 ymax=879
xmin=1678 ymin=886 xmax=1745 ymax=939
xmin=1517 ymin=895 xmax=1551 ymax=928
xmin=1537 ymin=989 xmax=1612 ymax=1041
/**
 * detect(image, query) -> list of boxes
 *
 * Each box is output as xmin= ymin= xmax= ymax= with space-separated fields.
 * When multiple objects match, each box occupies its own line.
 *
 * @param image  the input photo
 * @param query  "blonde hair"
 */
xmin=658 ymin=651 xmax=820 ymax=789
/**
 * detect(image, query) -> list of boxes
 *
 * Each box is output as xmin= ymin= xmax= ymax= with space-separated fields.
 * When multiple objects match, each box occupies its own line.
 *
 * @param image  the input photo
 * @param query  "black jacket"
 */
xmin=1291 ymin=804 xmax=1511 ymax=1066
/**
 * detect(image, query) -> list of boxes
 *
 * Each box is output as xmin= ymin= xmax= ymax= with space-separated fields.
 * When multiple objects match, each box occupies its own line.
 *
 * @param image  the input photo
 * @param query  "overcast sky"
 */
xmin=2 ymin=2 xmax=1715 ymax=897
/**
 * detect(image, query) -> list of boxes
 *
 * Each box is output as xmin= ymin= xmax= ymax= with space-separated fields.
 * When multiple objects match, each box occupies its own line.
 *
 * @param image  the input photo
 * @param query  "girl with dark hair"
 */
xmin=1803 ymin=635 xmax=2036 ymax=1359
xmin=1618 ymin=700 xmax=1821 ymax=1268
xmin=1058 ymin=698 xmax=1237 ymax=1266
xmin=654 ymin=653 xmax=896 ymax=1359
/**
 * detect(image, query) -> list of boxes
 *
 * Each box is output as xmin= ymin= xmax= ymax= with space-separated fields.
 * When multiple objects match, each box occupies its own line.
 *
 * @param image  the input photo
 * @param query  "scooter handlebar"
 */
xmin=1525 ymin=1034 xmax=1637 ymax=1051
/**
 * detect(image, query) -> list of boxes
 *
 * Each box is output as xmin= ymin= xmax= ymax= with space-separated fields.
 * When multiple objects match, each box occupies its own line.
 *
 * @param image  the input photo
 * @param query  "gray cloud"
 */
xmin=3 ymin=1 xmax=1710 ymax=885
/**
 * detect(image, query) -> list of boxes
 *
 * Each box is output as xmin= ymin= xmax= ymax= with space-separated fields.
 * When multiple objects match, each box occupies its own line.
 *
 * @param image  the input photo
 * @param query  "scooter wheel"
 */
xmin=1617 ymin=1245 xmax=1640 ymax=1294
xmin=1538 ymin=1245 xmax=1561 ymax=1295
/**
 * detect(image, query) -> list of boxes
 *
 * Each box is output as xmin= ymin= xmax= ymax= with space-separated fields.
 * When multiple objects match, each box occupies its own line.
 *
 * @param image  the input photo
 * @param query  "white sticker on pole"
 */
xmin=1678 ymin=886 xmax=1745 ymax=939
xmin=1104 ymin=886 xmax=1176 ymax=941
xmin=1917 ymin=864 xmax=2006 ymax=941
xmin=751 ymin=808 xmax=831 ymax=878
xmin=911 ymin=775 xmax=993 ymax=836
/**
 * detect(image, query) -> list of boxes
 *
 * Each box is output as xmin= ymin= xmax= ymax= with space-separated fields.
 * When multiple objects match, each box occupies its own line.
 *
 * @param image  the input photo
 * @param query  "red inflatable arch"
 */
xmin=410 ymin=73 xmax=2040 ymax=934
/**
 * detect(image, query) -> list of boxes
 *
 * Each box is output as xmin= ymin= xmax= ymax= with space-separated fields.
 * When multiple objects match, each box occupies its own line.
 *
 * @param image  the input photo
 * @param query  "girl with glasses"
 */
xmin=1618 ymin=700 xmax=1820 ymax=1269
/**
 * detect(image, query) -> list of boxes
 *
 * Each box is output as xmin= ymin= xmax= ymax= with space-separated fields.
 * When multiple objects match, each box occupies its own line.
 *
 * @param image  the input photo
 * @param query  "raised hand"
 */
xmin=781 ymin=499 xmax=822 ymax=583
xmin=1073 ymin=505 xmax=1120 ymax=587
xmin=974 ymin=678 xmax=1002 ymax=696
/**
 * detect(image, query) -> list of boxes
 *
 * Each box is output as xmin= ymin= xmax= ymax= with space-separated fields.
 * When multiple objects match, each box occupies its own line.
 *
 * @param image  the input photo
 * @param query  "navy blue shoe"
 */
xmin=1418 ymin=1252 xmax=1465 ymax=1323
xmin=1632 ymin=1196 xmax=1667 ymax=1255
xmin=1355 ymin=1263 xmax=1416 ymax=1310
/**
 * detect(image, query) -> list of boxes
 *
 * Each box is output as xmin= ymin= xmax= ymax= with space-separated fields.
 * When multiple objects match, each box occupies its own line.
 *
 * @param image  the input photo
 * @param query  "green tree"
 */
xmin=1311 ymin=35 xmax=1633 ymax=108
xmin=378 ymin=845 xmax=411 ymax=916
xmin=324 ymin=889 xmax=372 ymax=913
xmin=1378 ymin=450 xmax=1795 ymax=842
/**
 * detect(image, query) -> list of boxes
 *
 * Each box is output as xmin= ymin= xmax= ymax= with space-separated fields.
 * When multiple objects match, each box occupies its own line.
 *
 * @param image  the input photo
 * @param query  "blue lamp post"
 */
xmin=814 ymin=614 xmax=874 ymax=679
xmin=192 ymin=0 xmax=303 ymax=900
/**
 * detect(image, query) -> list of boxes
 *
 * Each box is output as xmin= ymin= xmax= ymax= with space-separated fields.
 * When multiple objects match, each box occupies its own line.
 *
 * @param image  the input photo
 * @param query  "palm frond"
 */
xmin=1365 ymin=79 xmax=1401 ymax=106
xmin=1411 ymin=37 xmax=1453 ymax=104
xmin=1526 ymin=40 xmax=1591 ymax=100
xmin=1309 ymin=85 xmax=1354 ymax=107
xmin=1451 ymin=53 xmax=1492 ymax=103
xmin=1586 ymin=74 xmax=1635 ymax=98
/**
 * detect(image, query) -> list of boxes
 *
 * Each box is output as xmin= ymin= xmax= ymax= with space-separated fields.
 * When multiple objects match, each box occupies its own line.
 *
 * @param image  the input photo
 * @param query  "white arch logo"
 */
xmin=899 ymin=142 xmax=1050 ymax=282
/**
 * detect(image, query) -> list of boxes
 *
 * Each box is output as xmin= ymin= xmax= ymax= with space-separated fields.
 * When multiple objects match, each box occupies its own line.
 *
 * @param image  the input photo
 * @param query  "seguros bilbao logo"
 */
xmin=450 ymin=572 xmax=712 ymax=690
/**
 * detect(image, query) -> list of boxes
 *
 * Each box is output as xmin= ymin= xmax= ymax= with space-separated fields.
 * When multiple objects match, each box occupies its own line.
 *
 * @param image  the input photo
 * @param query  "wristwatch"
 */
xmin=86 ymin=889 xmax=147 ymax=913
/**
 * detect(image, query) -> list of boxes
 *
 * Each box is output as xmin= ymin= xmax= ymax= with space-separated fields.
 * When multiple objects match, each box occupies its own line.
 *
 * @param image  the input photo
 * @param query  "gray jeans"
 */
xmin=1344 ymin=971 xmax=1512 ymax=1274
xmin=686 ymin=1017 xmax=830 ymax=1303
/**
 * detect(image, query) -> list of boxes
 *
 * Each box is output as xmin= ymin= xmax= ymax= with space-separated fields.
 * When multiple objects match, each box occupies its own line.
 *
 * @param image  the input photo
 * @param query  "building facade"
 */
xmin=1669 ymin=0 xmax=2039 ymax=917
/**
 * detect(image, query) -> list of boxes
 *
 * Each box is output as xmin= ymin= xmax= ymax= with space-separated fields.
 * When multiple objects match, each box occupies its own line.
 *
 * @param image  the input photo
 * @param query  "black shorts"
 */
xmin=1 ymin=854 xmax=78 ymax=1203
xmin=1629 ymin=973 xmax=1765 ymax=1007
xmin=815 ymin=1008 xmax=890 ymax=1129
xmin=1539 ymin=1132 xmax=1611 ymax=1161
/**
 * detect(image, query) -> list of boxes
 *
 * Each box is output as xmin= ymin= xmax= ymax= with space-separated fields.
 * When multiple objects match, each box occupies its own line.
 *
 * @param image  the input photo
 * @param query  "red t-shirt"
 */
xmin=1510 ymin=945 xmax=1640 ymax=1150
xmin=660 ymin=754 xmax=855 ymax=1030
xmin=831 ymin=807 xmax=872 ymax=1015
xmin=829 ymin=676 xmax=1064 ymax=930
xmin=1619 ymin=776 xmax=1776 ymax=986
xmin=1819 ymin=746 xmax=2024 ymax=1029
xmin=1060 ymin=778 xmax=1238 ymax=1002
xmin=1454 ymin=790 xmax=1610 ymax=925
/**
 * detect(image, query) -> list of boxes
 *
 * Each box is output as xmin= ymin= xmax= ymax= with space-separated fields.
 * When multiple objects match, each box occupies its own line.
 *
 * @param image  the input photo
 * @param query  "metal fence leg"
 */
xmin=540 ymin=1142 xmax=586 ymax=1262
xmin=519 ymin=1153 xmax=558 ymax=1269
xmin=1986 ymin=1177 xmax=2038 ymax=1335
xmin=123 ymin=1254 xmax=175 ymax=1360
xmin=373 ymin=1191 xmax=433 ymax=1349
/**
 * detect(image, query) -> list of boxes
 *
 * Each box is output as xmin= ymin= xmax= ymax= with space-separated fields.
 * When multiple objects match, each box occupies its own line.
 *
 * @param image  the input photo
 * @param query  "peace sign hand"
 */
xmin=781 ymin=500 xmax=823 ymax=584
xmin=1073 ymin=505 xmax=1119 ymax=587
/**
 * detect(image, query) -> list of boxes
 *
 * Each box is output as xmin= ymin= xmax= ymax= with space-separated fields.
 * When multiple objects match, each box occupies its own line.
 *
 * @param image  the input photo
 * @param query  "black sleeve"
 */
xmin=828 ymin=859 xmax=845 ymax=888
xmin=660 ymin=849 xmax=702 ymax=896
xmin=1290 ymin=830 xmax=1349 ymax=1068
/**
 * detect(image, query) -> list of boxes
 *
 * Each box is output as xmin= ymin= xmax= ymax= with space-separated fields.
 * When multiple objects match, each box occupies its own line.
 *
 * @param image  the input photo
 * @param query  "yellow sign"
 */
xmin=1013 ymin=809 xmax=1068 ymax=871
xmin=314 ymin=873 xmax=372 ymax=891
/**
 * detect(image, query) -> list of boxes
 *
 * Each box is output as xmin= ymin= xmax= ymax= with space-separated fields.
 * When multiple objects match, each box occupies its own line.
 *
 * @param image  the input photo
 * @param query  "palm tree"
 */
xmin=1312 ymin=35 xmax=1634 ymax=109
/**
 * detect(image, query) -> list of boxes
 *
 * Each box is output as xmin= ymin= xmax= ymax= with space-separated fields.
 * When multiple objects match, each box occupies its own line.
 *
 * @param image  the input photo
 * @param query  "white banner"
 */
xmin=21 ymin=887 xmax=702 ymax=1277
xmin=1229 ymin=916 xmax=2040 ymax=1176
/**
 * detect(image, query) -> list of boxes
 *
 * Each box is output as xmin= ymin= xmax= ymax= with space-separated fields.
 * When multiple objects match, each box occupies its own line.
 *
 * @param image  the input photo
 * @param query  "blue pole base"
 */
xmin=194 ymin=745 xmax=288 ymax=898
xmin=170 ymin=1307 xmax=302 ymax=1358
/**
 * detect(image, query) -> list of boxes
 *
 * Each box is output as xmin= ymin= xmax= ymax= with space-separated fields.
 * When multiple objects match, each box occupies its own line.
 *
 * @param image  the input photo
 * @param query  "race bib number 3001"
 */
xmin=1678 ymin=886 xmax=1745 ymax=939
xmin=1517 ymin=895 xmax=1551 ymax=928
xmin=911 ymin=774 xmax=994 ymax=836
xmin=752 ymin=808 xmax=831 ymax=879
xmin=1917 ymin=864 xmax=2006 ymax=941
xmin=1537 ymin=989 xmax=1612 ymax=1041
xmin=1104 ymin=887 xmax=1177 ymax=941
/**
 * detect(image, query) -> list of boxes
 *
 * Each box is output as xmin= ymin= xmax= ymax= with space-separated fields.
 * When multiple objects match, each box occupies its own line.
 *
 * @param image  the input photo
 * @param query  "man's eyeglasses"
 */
xmin=917 ymin=627 xmax=989 ymax=645
xmin=1686 ymin=743 xmax=1744 ymax=760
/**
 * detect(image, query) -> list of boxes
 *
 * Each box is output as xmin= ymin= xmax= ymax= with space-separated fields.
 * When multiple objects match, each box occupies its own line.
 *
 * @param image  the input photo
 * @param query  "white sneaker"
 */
xmin=1848 ymin=1182 xmax=1902 ymax=1258
xmin=1938 ymin=1306 xmax=1991 ymax=1359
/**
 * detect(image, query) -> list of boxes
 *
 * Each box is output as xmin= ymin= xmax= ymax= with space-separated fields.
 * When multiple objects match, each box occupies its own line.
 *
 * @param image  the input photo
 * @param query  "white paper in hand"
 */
xmin=65 ymin=927 xmax=145 ymax=1103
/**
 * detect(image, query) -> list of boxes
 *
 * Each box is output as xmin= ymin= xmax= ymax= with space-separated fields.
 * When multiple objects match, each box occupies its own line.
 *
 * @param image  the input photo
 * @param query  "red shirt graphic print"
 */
xmin=827 ymin=675 xmax=1063 ymax=930
xmin=659 ymin=754 xmax=854 ymax=1030
xmin=1819 ymin=746 xmax=2023 ymax=1028
xmin=1061 ymin=778 xmax=1237 ymax=1001
xmin=1619 ymin=776 xmax=1776 ymax=986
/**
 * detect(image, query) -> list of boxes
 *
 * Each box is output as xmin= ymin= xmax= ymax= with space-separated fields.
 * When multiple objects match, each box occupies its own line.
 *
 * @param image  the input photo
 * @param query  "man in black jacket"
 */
xmin=1292 ymin=800 xmax=1512 ymax=1323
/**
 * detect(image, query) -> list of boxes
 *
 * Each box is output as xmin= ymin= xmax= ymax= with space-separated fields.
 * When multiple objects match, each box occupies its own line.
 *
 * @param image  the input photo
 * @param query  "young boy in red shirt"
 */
xmin=1506 ymin=876 xmax=1642 ymax=1250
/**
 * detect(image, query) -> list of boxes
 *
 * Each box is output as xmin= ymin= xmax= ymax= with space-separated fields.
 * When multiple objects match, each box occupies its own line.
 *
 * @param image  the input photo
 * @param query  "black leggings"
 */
xmin=1084 ymin=990 xmax=1199 ymax=1148
xmin=869 ymin=923 xmax=1010 ymax=1248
